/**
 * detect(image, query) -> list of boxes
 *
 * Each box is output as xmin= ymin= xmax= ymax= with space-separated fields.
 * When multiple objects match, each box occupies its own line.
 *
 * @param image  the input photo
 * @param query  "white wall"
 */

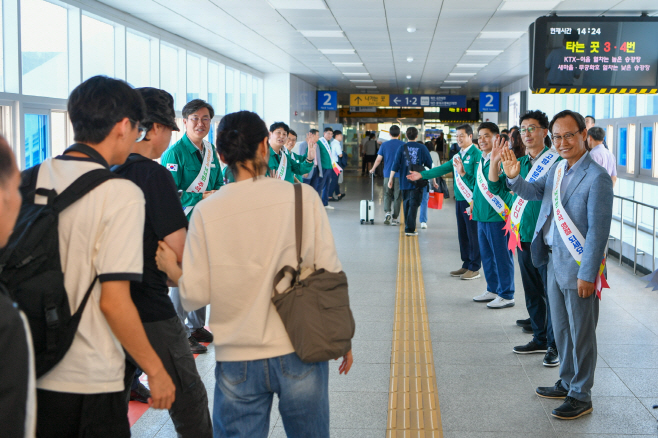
xmin=264 ymin=73 xmax=291 ymax=127
xmin=289 ymin=74 xmax=317 ymax=136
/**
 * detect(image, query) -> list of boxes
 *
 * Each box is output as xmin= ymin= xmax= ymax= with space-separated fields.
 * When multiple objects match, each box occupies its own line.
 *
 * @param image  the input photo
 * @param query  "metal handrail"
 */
xmin=611 ymin=194 xmax=658 ymax=273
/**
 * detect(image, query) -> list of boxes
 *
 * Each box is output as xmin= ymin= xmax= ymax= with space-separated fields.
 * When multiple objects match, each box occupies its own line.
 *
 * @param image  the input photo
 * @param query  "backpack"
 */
xmin=403 ymin=144 xmax=429 ymax=189
xmin=111 ymin=153 xmax=151 ymax=174
xmin=0 ymin=160 xmax=118 ymax=377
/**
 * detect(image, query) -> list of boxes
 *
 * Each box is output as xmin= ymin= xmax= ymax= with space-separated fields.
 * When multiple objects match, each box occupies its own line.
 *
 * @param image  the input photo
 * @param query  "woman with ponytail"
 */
xmin=156 ymin=111 xmax=352 ymax=437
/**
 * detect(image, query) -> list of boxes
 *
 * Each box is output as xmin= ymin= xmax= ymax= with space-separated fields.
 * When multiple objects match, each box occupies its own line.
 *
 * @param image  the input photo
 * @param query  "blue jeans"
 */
xmin=419 ymin=187 xmax=429 ymax=223
xmin=477 ymin=221 xmax=515 ymax=300
xmin=213 ymin=353 xmax=329 ymax=438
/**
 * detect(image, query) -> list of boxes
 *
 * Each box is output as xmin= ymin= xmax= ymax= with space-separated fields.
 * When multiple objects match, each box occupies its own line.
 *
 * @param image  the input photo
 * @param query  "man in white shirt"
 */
xmin=328 ymin=130 xmax=344 ymax=201
xmin=587 ymin=127 xmax=617 ymax=186
xmin=34 ymin=76 xmax=175 ymax=437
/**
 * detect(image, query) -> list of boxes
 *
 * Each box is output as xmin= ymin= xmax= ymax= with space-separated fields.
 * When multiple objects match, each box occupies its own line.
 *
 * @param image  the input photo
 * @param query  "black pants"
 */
xmin=123 ymin=316 xmax=213 ymax=438
xmin=518 ymin=242 xmax=555 ymax=348
xmin=362 ymin=154 xmax=376 ymax=174
xmin=455 ymin=200 xmax=481 ymax=271
xmin=402 ymin=188 xmax=423 ymax=233
xmin=37 ymin=389 xmax=130 ymax=438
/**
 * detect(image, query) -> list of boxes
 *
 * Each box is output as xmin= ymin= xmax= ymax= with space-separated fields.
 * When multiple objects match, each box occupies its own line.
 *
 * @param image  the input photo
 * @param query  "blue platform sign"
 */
xmin=317 ymin=91 xmax=338 ymax=110
xmin=389 ymin=94 xmax=466 ymax=108
xmin=479 ymin=92 xmax=500 ymax=112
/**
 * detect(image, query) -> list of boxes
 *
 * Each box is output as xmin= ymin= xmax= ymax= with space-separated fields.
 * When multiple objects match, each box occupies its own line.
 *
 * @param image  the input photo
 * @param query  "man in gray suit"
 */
xmin=500 ymin=110 xmax=613 ymax=420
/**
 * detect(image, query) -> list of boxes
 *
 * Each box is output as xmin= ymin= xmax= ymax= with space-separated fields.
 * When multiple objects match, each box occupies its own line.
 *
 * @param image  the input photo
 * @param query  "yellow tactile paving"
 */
xmin=386 ymin=222 xmax=443 ymax=438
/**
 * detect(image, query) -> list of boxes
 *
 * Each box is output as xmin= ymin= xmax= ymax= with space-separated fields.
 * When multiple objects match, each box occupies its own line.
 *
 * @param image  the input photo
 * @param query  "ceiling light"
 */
xmin=479 ymin=31 xmax=525 ymax=39
xmin=444 ymin=80 xmax=468 ymax=83
xmin=267 ymin=0 xmax=327 ymax=9
xmin=332 ymin=62 xmax=362 ymax=66
xmin=407 ymin=26 xmax=416 ymax=33
xmin=406 ymin=75 xmax=412 ymax=79
xmin=320 ymin=49 xmax=355 ymax=54
xmin=456 ymin=63 xmax=487 ymax=68
xmin=356 ymin=85 xmax=377 ymax=88
xmin=407 ymin=57 xmax=414 ymax=62
xmin=465 ymin=50 xmax=503 ymax=56
xmin=500 ymin=0 xmax=563 ymax=11
xmin=350 ymin=79 xmax=374 ymax=82
xmin=300 ymin=30 xmax=344 ymax=38
xmin=343 ymin=72 xmax=370 ymax=76
xmin=449 ymin=72 xmax=476 ymax=76
xmin=440 ymin=86 xmax=462 ymax=89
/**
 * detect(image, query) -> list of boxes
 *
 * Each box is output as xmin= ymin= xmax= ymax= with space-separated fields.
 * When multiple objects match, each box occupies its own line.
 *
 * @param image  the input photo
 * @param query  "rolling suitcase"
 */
xmin=360 ymin=173 xmax=374 ymax=225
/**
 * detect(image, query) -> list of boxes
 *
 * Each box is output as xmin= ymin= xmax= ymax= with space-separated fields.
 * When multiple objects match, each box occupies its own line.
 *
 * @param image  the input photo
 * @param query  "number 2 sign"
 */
xmin=479 ymin=92 xmax=500 ymax=112
xmin=317 ymin=91 xmax=338 ymax=111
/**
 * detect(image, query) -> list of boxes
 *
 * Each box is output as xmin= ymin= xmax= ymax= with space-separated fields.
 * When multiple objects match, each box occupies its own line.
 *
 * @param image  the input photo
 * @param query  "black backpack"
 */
xmin=403 ymin=144 xmax=429 ymax=189
xmin=0 ymin=161 xmax=118 ymax=377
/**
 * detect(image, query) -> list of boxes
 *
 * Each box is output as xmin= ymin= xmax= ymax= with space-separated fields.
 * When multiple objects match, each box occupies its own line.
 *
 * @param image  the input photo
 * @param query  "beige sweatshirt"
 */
xmin=179 ymin=176 xmax=342 ymax=362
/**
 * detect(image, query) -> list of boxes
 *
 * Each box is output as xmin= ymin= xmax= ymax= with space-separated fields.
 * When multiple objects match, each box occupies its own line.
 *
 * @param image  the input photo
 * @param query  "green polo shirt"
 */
xmin=488 ymin=147 xmax=562 ymax=241
xmin=466 ymin=156 xmax=515 ymax=223
xmin=317 ymin=139 xmax=333 ymax=170
xmin=267 ymin=146 xmax=314 ymax=183
xmin=420 ymin=144 xmax=481 ymax=202
xmin=160 ymin=134 xmax=223 ymax=220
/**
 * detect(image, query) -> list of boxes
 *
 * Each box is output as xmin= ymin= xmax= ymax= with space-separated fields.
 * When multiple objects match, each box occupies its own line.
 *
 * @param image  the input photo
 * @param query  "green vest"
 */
xmin=267 ymin=146 xmax=314 ymax=183
xmin=160 ymin=134 xmax=224 ymax=220
xmin=317 ymin=138 xmax=333 ymax=170
xmin=468 ymin=156 xmax=514 ymax=223
xmin=420 ymin=145 xmax=481 ymax=201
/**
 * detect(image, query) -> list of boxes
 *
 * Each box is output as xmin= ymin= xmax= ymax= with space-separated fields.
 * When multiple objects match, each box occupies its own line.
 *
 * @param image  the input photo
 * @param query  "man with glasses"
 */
xmin=267 ymin=122 xmax=314 ymax=184
xmin=501 ymin=110 xmax=613 ymax=420
xmin=161 ymin=99 xmax=222 ymax=354
xmin=488 ymin=110 xmax=561 ymax=367
xmin=408 ymin=124 xmax=482 ymax=280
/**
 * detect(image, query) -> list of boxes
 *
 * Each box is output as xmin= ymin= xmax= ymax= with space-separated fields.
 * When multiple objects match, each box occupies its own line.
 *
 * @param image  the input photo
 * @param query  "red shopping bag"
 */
xmin=428 ymin=191 xmax=443 ymax=209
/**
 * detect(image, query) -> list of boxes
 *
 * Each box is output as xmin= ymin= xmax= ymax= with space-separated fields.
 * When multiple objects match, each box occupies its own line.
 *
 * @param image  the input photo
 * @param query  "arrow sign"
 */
xmin=393 ymin=97 xmax=400 ymax=104
xmin=355 ymin=96 xmax=362 ymax=104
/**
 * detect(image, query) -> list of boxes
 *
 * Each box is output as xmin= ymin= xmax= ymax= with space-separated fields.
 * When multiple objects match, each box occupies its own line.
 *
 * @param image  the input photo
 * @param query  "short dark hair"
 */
xmin=0 ymin=136 xmax=17 ymax=187
xmin=520 ymin=110 xmax=549 ymax=129
xmin=182 ymin=99 xmax=215 ymax=119
xmin=549 ymin=110 xmax=587 ymax=134
xmin=456 ymin=124 xmax=473 ymax=136
xmin=309 ymin=129 xmax=319 ymax=135
xmin=333 ymin=130 xmax=342 ymax=137
xmin=390 ymin=125 xmax=401 ymax=137
xmin=477 ymin=122 xmax=500 ymax=135
xmin=406 ymin=127 xmax=418 ymax=140
xmin=324 ymin=127 xmax=333 ymax=133
xmin=269 ymin=121 xmax=289 ymax=134
xmin=510 ymin=125 xmax=519 ymax=132
xmin=585 ymin=115 xmax=595 ymax=122
xmin=501 ymin=129 xmax=510 ymax=135
xmin=288 ymin=129 xmax=297 ymax=138
xmin=68 ymin=76 xmax=146 ymax=145
xmin=587 ymin=127 xmax=606 ymax=142
xmin=216 ymin=111 xmax=269 ymax=180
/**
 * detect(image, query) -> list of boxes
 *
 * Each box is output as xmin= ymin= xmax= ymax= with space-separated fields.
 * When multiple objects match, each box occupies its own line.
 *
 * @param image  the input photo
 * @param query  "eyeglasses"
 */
xmin=551 ymin=131 xmax=581 ymax=144
xmin=187 ymin=116 xmax=211 ymax=125
xmin=520 ymin=126 xmax=539 ymax=134
xmin=136 ymin=125 xmax=148 ymax=142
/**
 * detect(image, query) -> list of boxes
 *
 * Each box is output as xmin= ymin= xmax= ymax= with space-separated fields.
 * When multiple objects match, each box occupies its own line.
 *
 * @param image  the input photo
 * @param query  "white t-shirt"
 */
xmin=35 ymin=156 xmax=145 ymax=394
xmin=330 ymin=139 xmax=343 ymax=163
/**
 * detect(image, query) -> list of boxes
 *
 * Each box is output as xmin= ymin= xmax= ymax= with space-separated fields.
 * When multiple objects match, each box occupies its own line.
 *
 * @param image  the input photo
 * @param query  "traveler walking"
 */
xmin=418 ymin=141 xmax=442 ymax=229
xmin=370 ymin=125 xmax=404 ymax=225
xmin=361 ymin=133 xmax=378 ymax=175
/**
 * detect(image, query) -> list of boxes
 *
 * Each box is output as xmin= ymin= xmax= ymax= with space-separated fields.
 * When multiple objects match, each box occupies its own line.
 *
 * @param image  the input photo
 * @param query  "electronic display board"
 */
xmin=531 ymin=16 xmax=658 ymax=94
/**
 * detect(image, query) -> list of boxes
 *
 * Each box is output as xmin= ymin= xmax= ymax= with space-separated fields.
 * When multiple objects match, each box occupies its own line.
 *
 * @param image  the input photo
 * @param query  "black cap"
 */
xmin=136 ymin=87 xmax=180 ymax=131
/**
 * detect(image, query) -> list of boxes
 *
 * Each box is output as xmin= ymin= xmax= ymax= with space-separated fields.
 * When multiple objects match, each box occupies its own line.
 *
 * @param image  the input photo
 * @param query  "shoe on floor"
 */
xmin=487 ymin=296 xmax=515 ymax=308
xmin=473 ymin=291 xmax=497 ymax=302
xmin=420 ymin=222 xmax=427 ymax=229
xmin=189 ymin=336 xmax=208 ymax=354
xmin=130 ymin=382 xmax=151 ymax=404
xmin=405 ymin=232 xmax=418 ymax=236
xmin=191 ymin=327 xmax=214 ymax=343
xmin=460 ymin=270 xmax=481 ymax=280
xmin=450 ymin=268 xmax=468 ymax=277
xmin=513 ymin=340 xmax=548 ymax=354
xmin=536 ymin=379 xmax=569 ymax=399
xmin=391 ymin=219 xmax=400 ymax=226
xmin=516 ymin=318 xmax=531 ymax=328
xmin=522 ymin=325 xmax=534 ymax=334
xmin=384 ymin=213 xmax=392 ymax=225
xmin=338 ymin=193 xmax=345 ymax=199
xmin=328 ymin=197 xmax=338 ymax=202
xmin=551 ymin=396 xmax=593 ymax=420
xmin=324 ymin=205 xmax=334 ymax=210
xmin=543 ymin=346 xmax=560 ymax=367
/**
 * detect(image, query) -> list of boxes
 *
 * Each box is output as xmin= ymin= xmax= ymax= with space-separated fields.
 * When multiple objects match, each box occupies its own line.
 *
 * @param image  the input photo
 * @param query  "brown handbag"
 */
xmin=271 ymin=184 xmax=355 ymax=363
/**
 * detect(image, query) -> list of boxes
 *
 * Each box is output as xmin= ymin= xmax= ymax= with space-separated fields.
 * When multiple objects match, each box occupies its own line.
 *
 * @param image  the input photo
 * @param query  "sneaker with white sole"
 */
xmin=487 ymin=296 xmax=515 ymax=308
xmin=460 ymin=270 xmax=481 ymax=280
xmin=391 ymin=219 xmax=399 ymax=226
xmin=473 ymin=291 xmax=497 ymax=302
xmin=405 ymin=232 xmax=418 ymax=236
xmin=324 ymin=205 xmax=334 ymax=210
xmin=420 ymin=222 xmax=427 ymax=229
xmin=384 ymin=213 xmax=392 ymax=225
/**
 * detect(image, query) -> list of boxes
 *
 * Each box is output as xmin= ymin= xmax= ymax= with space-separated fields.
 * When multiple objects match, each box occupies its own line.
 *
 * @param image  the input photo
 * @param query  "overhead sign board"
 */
xmin=349 ymin=94 xmax=389 ymax=106
xmin=531 ymin=16 xmax=658 ymax=94
xmin=349 ymin=106 xmax=378 ymax=112
xmin=479 ymin=92 xmax=500 ymax=112
xmin=317 ymin=91 xmax=338 ymax=110
xmin=338 ymin=108 xmax=424 ymax=118
xmin=389 ymin=94 xmax=466 ymax=108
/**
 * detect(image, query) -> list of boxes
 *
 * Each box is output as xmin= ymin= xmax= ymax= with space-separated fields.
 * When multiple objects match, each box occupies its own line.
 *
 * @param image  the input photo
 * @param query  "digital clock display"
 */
xmin=531 ymin=16 xmax=658 ymax=93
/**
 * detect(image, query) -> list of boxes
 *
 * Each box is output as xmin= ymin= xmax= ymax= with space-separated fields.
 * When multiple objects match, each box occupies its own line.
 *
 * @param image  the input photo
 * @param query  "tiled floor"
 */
xmin=131 ymin=175 xmax=658 ymax=437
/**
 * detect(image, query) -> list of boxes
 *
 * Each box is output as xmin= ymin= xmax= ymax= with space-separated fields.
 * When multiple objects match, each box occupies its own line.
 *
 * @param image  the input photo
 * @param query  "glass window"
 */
xmin=82 ymin=15 xmax=115 ymax=81
xmin=160 ymin=42 xmax=179 ymax=109
xmin=0 ymin=5 xmax=4 ymax=92
xmin=240 ymin=72 xmax=248 ymax=110
xmin=252 ymin=76 xmax=259 ymax=115
xmin=641 ymin=127 xmax=653 ymax=171
xmin=618 ymin=127 xmax=627 ymax=166
xmin=21 ymin=0 xmax=68 ymax=98
xmin=208 ymin=61 xmax=220 ymax=111
xmin=627 ymin=95 xmax=637 ymax=118
xmin=226 ymin=67 xmax=235 ymax=114
xmin=187 ymin=53 xmax=201 ymax=103
xmin=126 ymin=31 xmax=151 ymax=88
xmin=24 ymin=113 xmax=49 ymax=168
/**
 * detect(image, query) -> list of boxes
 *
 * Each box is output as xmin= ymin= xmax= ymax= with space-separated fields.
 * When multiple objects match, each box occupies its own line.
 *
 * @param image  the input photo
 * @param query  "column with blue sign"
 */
xmin=479 ymin=92 xmax=500 ymax=112
xmin=317 ymin=91 xmax=338 ymax=110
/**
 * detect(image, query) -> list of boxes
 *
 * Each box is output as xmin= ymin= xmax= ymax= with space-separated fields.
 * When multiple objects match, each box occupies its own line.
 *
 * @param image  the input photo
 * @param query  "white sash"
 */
xmin=319 ymin=138 xmax=342 ymax=175
xmin=275 ymin=150 xmax=288 ymax=181
xmin=476 ymin=157 xmax=510 ymax=221
xmin=453 ymin=155 xmax=473 ymax=203
xmin=552 ymin=160 xmax=607 ymax=297
xmin=506 ymin=149 xmax=560 ymax=251
xmin=184 ymin=139 xmax=213 ymax=215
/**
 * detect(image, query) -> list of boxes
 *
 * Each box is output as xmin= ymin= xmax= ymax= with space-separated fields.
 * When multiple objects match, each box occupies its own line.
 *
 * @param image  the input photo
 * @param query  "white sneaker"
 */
xmin=391 ymin=219 xmax=399 ymax=226
xmin=487 ymin=296 xmax=515 ymax=309
xmin=325 ymin=205 xmax=334 ymax=210
xmin=473 ymin=291 xmax=498 ymax=302
xmin=420 ymin=222 xmax=427 ymax=229
xmin=384 ymin=213 xmax=392 ymax=225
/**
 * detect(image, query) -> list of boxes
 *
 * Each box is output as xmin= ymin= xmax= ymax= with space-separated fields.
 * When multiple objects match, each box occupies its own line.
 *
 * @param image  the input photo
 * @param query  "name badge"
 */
xmin=211 ymin=163 xmax=216 ymax=168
